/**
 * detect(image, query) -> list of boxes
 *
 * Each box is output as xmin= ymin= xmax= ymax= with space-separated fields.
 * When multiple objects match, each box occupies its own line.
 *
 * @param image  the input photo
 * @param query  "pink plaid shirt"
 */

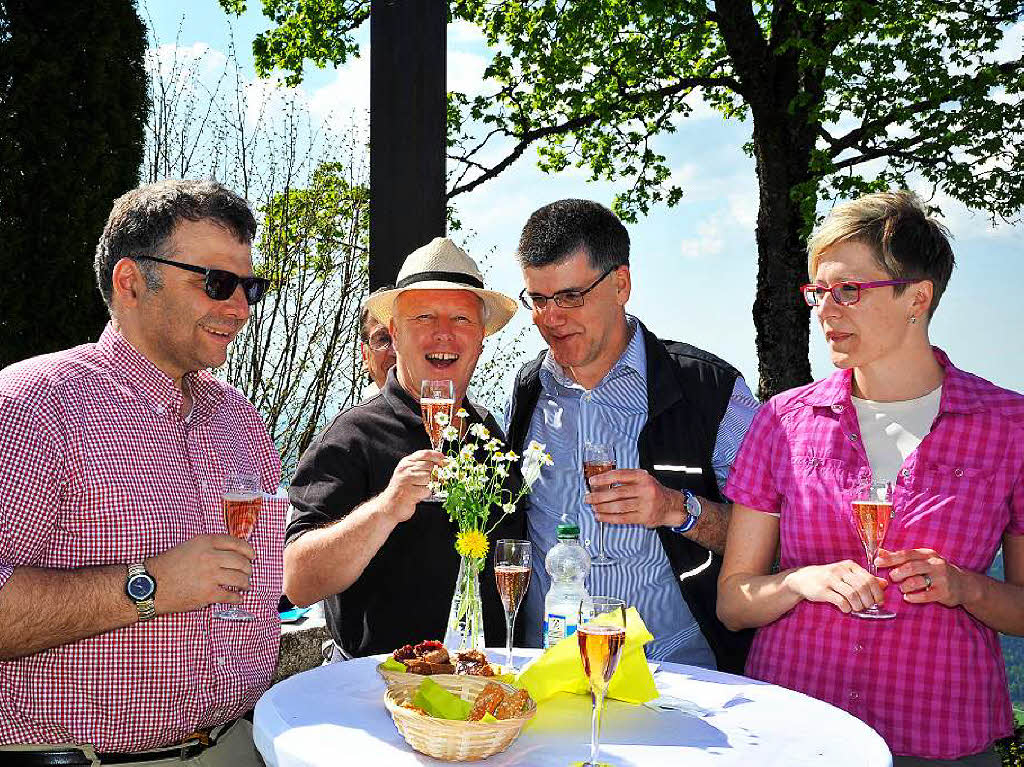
xmin=726 ymin=348 xmax=1023 ymax=759
xmin=0 ymin=324 xmax=284 ymax=752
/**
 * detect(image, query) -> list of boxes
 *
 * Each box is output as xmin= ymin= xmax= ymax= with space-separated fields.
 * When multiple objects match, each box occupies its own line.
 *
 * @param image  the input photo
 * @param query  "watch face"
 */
xmin=127 ymin=574 xmax=155 ymax=601
xmin=686 ymin=492 xmax=702 ymax=518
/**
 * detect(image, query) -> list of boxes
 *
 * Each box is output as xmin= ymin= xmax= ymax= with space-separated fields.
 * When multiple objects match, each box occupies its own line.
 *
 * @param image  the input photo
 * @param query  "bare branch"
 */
xmin=447 ymin=73 xmax=740 ymax=197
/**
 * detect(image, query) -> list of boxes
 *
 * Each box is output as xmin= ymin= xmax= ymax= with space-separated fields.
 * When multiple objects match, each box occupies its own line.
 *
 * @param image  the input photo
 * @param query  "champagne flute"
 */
xmin=851 ymin=481 xmax=896 ymax=620
xmin=213 ymin=470 xmax=262 ymax=622
xmin=583 ymin=442 xmax=616 ymax=566
xmin=494 ymin=539 xmax=531 ymax=673
xmin=578 ymin=596 xmax=627 ymax=767
xmin=420 ymin=379 xmax=455 ymax=502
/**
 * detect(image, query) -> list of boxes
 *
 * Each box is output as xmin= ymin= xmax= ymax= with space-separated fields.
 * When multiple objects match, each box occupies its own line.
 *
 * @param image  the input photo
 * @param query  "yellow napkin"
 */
xmin=515 ymin=607 xmax=657 ymax=704
xmin=411 ymin=678 xmax=473 ymax=720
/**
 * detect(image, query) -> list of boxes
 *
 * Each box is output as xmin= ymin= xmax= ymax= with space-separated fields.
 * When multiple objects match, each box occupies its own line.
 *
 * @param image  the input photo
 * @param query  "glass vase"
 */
xmin=444 ymin=554 xmax=485 ymax=652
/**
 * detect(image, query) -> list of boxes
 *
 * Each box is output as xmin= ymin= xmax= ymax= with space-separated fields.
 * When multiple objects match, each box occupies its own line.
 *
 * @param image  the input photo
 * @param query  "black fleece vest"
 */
xmin=506 ymin=322 xmax=755 ymax=674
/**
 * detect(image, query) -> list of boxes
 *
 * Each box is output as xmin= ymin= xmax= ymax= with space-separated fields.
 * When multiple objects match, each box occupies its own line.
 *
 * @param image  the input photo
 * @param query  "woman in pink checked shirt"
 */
xmin=717 ymin=190 xmax=1024 ymax=767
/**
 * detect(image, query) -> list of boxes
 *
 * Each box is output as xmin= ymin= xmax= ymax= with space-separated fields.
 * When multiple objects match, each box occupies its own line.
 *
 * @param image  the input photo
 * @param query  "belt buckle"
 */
xmin=178 ymin=730 xmax=211 ymax=760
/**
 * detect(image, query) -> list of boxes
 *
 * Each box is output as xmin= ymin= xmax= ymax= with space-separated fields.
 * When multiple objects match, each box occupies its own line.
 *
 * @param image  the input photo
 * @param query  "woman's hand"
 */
xmin=784 ymin=561 xmax=888 ymax=614
xmin=875 ymin=547 xmax=979 ymax=607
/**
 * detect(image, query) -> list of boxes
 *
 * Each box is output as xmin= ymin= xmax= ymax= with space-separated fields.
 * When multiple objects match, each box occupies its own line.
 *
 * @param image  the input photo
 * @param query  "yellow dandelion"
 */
xmin=455 ymin=528 xmax=490 ymax=559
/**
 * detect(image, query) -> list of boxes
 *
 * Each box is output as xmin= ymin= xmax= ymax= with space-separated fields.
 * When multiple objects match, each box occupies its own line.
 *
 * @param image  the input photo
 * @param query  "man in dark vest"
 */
xmin=506 ymin=199 xmax=757 ymax=673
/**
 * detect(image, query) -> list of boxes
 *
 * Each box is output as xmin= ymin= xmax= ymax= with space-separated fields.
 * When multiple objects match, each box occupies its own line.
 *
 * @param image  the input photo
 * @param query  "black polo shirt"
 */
xmin=287 ymin=369 xmax=525 ymax=657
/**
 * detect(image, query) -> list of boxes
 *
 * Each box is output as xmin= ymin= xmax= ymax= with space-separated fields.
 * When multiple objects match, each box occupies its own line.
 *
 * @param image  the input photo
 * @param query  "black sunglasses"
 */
xmin=134 ymin=255 xmax=271 ymax=305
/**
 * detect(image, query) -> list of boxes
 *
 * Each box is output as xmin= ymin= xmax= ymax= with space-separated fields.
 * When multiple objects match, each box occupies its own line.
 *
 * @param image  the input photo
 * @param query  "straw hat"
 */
xmin=366 ymin=237 xmax=517 ymax=336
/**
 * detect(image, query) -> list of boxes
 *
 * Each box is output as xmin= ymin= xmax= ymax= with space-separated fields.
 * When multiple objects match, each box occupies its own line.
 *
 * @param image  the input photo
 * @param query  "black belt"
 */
xmin=3 ymin=720 xmax=237 ymax=766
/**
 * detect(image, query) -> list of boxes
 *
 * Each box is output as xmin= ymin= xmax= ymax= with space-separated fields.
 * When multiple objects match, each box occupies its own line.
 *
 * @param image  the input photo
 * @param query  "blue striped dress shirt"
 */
xmin=515 ymin=316 xmax=758 ymax=667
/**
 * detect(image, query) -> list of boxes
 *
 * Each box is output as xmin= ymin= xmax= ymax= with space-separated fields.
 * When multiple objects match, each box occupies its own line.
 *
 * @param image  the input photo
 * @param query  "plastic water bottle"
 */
xmin=543 ymin=518 xmax=592 ymax=648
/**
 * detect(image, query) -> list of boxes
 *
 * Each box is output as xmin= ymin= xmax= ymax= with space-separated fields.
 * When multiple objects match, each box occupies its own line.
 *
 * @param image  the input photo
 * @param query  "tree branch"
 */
xmin=713 ymin=0 xmax=770 ymax=95
xmin=447 ymin=73 xmax=740 ymax=197
xmin=828 ymin=132 xmax=937 ymax=172
xmin=823 ymin=57 xmax=1024 ymax=156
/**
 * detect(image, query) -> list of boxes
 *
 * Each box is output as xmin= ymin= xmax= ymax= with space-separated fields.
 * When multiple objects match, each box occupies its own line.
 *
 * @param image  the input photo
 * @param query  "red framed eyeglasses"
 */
xmin=800 ymin=279 xmax=915 ymax=307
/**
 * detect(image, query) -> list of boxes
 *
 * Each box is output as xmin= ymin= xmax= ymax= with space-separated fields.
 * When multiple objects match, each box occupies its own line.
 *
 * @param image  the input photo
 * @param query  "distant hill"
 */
xmin=991 ymin=550 xmax=1024 ymax=706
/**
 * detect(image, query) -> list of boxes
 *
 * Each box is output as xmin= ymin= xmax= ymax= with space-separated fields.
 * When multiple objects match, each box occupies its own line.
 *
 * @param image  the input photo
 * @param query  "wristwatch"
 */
xmin=125 ymin=562 xmax=157 ymax=622
xmin=670 ymin=489 xmax=703 ymax=534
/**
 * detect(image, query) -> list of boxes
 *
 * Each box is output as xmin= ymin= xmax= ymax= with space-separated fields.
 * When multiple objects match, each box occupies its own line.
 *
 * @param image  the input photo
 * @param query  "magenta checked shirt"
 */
xmin=0 ymin=324 xmax=284 ymax=752
xmin=725 ymin=347 xmax=1024 ymax=759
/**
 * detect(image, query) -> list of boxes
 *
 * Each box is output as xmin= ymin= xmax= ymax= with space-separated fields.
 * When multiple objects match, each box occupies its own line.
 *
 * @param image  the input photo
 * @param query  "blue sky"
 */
xmin=144 ymin=1 xmax=1023 ymax=396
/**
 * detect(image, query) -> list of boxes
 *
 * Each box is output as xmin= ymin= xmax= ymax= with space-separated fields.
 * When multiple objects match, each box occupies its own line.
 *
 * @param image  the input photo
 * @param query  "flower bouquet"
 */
xmin=430 ymin=409 xmax=552 ymax=652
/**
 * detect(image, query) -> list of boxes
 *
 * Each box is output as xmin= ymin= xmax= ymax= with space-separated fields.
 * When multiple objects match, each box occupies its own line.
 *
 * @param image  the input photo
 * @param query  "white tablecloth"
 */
xmin=254 ymin=649 xmax=891 ymax=767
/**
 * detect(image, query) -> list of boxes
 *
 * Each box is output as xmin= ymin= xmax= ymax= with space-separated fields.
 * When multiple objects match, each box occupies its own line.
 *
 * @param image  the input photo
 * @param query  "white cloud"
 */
xmin=449 ymin=20 xmax=486 ymax=45
xmin=147 ymin=41 xmax=228 ymax=78
xmin=666 ymin=163 xmax=758 ymax=222
xmin=727 ymin=191 xmax=758 ymax=230
xmin=667 ymin=163 xmax=698 ymax=190
xmin=448 ymin=51 xmax=491 ymax=96
xmin=995 ymin=21 xmax=1023 ymax=62
xmin=669 ymin=90 xmax=725 ymax=127
xmin=455 ymin=188 xmax=539 ymax=236
xmin=930 ymin=190 xmax=1019 ymax=241
xmin=682 ymin=90 xmax=722 ymax=121
xmin=242 ymin=76 xmax=312 ymax=131
xmin=146 ymin=41 xmax=324 ymax=136
xmin=679 ymin=220 xmax=724 ymax=260
xmin=310 ymin=49 xmax=371 ymax=126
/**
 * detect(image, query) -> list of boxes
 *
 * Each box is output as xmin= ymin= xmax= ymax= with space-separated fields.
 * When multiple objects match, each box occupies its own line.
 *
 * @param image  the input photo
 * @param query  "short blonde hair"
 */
xmin=807 ymin=190 xmax=955 ymax=318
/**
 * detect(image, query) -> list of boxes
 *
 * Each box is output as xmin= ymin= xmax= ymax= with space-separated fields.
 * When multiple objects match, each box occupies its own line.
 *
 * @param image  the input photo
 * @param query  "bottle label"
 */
xmin=544 ymin=614 xmax=565 ymax=648
xmin=543 ymin=614 xmax=578 ymax=648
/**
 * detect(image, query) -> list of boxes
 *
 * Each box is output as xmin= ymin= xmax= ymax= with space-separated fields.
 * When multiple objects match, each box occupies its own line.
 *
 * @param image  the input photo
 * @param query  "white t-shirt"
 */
xmin=851 ymin=386 xmax=942 ymax=487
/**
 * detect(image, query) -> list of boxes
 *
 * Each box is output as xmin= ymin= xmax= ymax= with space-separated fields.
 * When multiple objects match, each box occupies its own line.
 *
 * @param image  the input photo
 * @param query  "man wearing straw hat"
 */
xmin=284 ymin=237 xmax=524 ymax=660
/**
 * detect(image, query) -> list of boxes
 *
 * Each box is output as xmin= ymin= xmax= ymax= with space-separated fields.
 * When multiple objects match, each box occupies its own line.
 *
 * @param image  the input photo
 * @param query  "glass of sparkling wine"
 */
xmin=851 ymin=481 xmax=896 ymax=620
xmin=494 ymin=539 xmax=532 ymax=673
xmin=578 ymin=596 xmax=627 ymax=767
xmin=213 ymin=470 xmax=262 ymax=622
xmin=420 ymin=379 xmax=455 ymax=502
xmin=583 ymin=442 xmax=616 ymax=566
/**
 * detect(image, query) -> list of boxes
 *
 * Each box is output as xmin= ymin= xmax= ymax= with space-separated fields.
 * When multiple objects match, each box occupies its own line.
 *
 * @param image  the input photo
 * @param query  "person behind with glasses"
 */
xmin=359 ymin=287 xmax=397 ymax=394
xmin=504 ymin=199 xmax=758 ymax=673
xmin=0 ymin=179 xmax=284 ymax=766
xmin=718 ymin=190 xmax=1024 ymax=765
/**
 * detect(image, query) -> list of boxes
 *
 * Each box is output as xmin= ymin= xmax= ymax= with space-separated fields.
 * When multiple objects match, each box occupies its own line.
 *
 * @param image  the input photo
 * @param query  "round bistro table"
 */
xmin=254 ymin=649 xmax=891 ymax=767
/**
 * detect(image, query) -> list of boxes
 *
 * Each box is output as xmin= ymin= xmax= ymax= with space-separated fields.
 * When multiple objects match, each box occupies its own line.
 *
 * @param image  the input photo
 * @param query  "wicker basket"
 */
xmin=377 ymin=663 xmax=464 ymax=689
xmin=384 ymin=676 xmax=536 ymax=761
xmin=376 ymin=662 xmax=508 ymax=689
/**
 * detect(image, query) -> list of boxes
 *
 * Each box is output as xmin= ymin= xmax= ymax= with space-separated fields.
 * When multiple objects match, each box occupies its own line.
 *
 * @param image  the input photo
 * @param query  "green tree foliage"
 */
xmin=0 ymin=0 xmax=149 ymax=367
xmin=220 ymin=0 xmax=1023 ymax=398
xmin=236 ymin=161 xmax=370 ymax=473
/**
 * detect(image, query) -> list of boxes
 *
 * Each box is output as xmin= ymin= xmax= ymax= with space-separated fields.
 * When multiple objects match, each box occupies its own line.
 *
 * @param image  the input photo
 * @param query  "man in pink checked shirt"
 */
xmin=0 ymin=180 xmax=284 ymax=766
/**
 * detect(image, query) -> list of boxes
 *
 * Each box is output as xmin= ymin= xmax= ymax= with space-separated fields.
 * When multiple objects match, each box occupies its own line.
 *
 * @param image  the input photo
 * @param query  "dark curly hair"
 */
xmin=94 ymin=179 xmax=257 ymax=308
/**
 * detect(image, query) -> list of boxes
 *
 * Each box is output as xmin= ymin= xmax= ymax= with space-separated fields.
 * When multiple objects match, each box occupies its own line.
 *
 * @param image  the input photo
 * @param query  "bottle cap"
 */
xmin=556 ymin=522 xmax=580 ymax=539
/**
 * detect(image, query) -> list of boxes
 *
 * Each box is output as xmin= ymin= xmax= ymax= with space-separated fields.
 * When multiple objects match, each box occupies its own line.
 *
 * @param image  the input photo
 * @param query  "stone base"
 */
xmin=273 ymin=607 xmax=329 ymax=685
